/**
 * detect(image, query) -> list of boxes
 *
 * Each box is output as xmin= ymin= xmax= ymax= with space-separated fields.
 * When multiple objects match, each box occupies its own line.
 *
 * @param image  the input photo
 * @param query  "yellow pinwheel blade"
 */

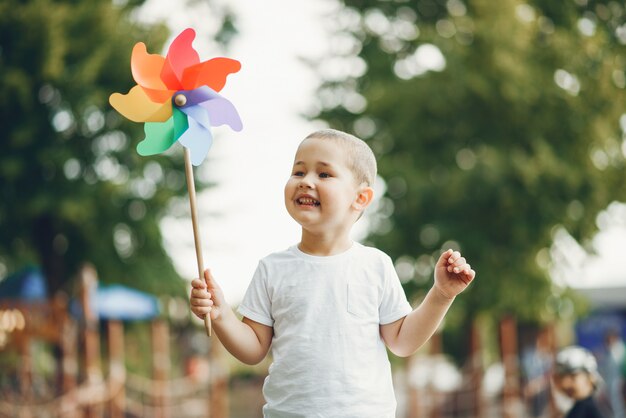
xmin=109 ymin=86 xmax=172 ymax=123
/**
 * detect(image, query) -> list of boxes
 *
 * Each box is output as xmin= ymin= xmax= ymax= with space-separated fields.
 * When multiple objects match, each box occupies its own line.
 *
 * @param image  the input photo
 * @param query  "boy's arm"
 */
xmin=213 ymin=309 xmax=273 ymax=365
xmin=380 ymin=249 xmax=475 ymax=357
xmin=190 ymin=269 xmax=273 ymax=365
xmin=380 ymin=287 xmax=455 ymax=357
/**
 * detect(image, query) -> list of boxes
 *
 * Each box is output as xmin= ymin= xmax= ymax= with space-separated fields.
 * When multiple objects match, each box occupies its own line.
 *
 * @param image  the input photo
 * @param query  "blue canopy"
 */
xmin=93 ymin=284 xmax=160 ymax=321
xmin=1 ymin=266 xmax=160 ymax=321
xmin=0 ymin=266 xmax=47 ymax=301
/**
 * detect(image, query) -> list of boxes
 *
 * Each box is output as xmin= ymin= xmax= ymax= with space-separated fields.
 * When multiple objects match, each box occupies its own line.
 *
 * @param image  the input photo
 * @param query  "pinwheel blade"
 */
xmin=161 ymin=28 xmax=200 ymax=91
xmin=199 ymin=97 xmax=243 ymax=131
xmin=131 ymin=43 xmax=167 ymax=91
xmin=178 ymin=117 xmax=213 ymax=166
xmin=182 ymin=57 xmax=242 ymax=92
xmin=109 ymin=86 xmax=172 ymax=122
xmin=180 ymin=105 xmax=212 ymax=131
xmin=130 ymin=44 xmax=175 ymax=103
xmin=173 ymin=107 xmax=189 ymax=140
xmin=137 ymin=118 xmax=177 ymax=156
xmin=175 ymin=86 xmax=242 ymax=131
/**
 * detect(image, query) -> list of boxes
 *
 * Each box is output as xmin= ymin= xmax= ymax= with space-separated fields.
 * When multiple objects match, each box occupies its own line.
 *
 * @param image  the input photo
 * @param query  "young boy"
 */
xmin=190 ymin=129 xmax=476 ymax=417
xmin=553 ymin=346 xmax=606 ymax=418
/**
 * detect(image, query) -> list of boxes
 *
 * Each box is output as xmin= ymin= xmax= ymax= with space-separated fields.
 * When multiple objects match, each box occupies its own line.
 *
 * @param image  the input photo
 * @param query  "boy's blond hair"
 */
xmin=305 ymin=129 xmax=377 ymax=187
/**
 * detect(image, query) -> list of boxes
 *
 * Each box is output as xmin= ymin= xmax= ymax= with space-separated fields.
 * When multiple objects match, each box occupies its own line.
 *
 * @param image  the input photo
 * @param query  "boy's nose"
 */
xmin=298 ymin=176 xmax=314 ymax=189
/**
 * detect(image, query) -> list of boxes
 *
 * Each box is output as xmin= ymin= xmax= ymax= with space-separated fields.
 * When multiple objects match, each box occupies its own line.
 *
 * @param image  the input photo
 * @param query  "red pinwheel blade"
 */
xmin=182 ymin=58 xmax=242 ymax=92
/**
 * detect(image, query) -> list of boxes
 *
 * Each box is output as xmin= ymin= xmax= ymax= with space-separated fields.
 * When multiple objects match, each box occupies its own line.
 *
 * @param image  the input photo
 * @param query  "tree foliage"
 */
xmin=314 ymin=0 xmax=626 ymax=325
xmin=0 ymin=0 xmax=235 ymax=297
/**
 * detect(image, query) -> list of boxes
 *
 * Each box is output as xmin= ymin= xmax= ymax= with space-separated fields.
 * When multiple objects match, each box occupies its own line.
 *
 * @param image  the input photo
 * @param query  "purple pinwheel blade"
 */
xmin=183 ymin=86 xmax=219 ymax=105
xmin=199 ymin=96 xmax=243 ymax=131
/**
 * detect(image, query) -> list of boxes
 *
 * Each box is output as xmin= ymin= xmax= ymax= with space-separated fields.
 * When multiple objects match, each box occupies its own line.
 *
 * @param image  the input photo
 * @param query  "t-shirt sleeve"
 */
xmin=237 ymin=261 xmax=274 ymax=327
xmin=379 ymin=255 xmax=413 ymax=325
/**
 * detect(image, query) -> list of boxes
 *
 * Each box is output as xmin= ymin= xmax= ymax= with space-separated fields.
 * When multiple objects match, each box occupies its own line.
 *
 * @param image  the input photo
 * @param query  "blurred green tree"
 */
xmin=313 ymin=0 xmax=626 ymax=327
xmin=0 ymin=0 xmax=237 ymax=297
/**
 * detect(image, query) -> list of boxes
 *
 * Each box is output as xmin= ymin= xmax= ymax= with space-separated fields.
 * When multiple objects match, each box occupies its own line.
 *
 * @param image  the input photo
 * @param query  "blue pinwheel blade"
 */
xmin=177 ymin=117 xmax=213 ymax=166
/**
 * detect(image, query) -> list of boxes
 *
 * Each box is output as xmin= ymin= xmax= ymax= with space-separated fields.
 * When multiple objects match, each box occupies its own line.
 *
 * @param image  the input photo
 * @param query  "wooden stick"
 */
xmin=183 ymin=148 xmax=212 ymax=336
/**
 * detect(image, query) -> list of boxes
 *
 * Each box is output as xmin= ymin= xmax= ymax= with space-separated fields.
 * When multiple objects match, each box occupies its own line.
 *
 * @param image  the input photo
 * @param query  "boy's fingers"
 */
xmin=191 ymin=288 xmax=211 ymax=298
xmin=448 ymin=251 xmax=461 ymax=263
xmin=448 ymin=258 xmax=468 ymax=272
xmin=442 ymin=249 xmax=457 ymax=265
xmin=192 ymin=307 xmax=211 ymax=318
xmin=437 ymin=249 xmax=454 ymax=267
xmin=463 ymin=269 xmax=476 ymax=282
xmin=203 ymin=268 xmax=223 ymax=291
xmin=191 ymin=278 xmax=206 ymax=289
xmin=191 ymin=297 xmax=213 ymax=307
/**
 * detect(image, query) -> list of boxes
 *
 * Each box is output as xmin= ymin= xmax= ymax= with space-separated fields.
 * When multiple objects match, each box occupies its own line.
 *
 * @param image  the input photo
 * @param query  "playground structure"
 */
xmin=0 ymin=264 xmax=228 ymax=418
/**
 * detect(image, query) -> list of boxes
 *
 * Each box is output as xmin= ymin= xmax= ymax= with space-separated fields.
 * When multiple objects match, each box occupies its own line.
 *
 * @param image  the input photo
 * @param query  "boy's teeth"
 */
xmin=298 ymin=197 xmax=319 ymax=205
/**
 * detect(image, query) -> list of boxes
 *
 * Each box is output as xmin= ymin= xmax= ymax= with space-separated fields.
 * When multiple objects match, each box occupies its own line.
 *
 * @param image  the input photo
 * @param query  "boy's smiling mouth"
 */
xmin=296 ymin=196 xmax=320 ymax=207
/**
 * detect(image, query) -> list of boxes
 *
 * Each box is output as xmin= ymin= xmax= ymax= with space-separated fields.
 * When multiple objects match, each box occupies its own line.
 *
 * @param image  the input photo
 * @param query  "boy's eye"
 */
xmin=319 ymin=172 xmax=331 ymax=178
xmin=293 ymin=171 xmax=305 ymax=177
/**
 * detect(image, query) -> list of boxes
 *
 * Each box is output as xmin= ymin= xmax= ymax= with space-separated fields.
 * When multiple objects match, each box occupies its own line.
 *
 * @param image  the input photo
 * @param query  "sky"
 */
xmin=138 ymin=0 xmax=625 ymax=305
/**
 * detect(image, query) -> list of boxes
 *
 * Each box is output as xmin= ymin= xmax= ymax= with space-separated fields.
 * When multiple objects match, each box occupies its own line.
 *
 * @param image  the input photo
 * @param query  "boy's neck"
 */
xmin=298 ymin=231 xmax=353 ymax=256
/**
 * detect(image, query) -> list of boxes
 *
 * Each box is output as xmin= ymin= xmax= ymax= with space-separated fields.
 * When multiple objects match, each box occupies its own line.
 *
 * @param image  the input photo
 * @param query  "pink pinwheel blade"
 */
xmin=161 ymin=29 xmax=200 ymax=90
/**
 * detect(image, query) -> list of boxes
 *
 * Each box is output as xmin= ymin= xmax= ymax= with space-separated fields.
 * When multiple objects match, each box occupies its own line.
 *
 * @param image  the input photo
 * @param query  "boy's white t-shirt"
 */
xmin=238 ymin=242 xmax=413 ymax=418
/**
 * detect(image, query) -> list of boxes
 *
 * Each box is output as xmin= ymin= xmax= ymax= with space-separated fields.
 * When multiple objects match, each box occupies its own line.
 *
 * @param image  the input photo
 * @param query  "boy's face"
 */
xmin=284 ymin=137 xmax=369 ymax=234
xmin=555 ymin=371 xmax=595 ymax=400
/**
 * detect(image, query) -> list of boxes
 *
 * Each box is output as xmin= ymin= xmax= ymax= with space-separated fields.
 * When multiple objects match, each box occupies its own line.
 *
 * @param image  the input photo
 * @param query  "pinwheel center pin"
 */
xmin=174 ymin=94 xmax=187 ymax=107
xmin=108 ymin=27 xmax=243 ymax=337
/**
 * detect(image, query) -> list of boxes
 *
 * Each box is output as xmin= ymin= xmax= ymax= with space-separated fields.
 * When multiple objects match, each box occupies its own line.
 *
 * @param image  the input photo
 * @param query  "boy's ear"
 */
xmin=353 ymin=185 xmax=374 ymax=211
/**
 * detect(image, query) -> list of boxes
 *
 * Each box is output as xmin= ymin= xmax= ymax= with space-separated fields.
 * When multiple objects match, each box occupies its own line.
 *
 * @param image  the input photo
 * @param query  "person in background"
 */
xmin=598 ymin=329 xmax=625 ymax=418
xmin=521 ymin=329 xmax=553 ymax=417
xmin=553 ymin=345 xmax=606 ymax=418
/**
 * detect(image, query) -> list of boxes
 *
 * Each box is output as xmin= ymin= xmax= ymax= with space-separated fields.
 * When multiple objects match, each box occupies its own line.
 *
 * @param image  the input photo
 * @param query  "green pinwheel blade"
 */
xmin=137 ymin=117 xmax=177 ymax=156
xmin=173 ymin=107 xmax=189 ymax=141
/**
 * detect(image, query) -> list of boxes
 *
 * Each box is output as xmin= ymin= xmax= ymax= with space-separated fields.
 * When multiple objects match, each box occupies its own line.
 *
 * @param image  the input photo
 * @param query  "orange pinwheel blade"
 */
xmin=109 ymin=86 xmax=172 ymax=123
xmin=131 ymin=43 xmax=166 ymax=90
xmin=131 ymin=42 xmax=175 ymax=103
xmin=182 ymin=58 xmax=242 ymax=92
xmin=141 ymin=86 xmax=176 ymax=103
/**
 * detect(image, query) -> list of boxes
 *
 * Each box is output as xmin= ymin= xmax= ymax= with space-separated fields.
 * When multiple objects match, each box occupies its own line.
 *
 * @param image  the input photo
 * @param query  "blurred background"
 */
xmin=1 ymin=0 xmax=626 ymax=417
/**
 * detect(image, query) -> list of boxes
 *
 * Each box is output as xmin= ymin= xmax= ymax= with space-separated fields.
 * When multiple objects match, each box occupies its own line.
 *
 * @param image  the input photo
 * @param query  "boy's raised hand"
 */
xmin=190 ymin=269 xmax=225 ymax=321
xmin=434 ymin=249 xmax=475 ymax=299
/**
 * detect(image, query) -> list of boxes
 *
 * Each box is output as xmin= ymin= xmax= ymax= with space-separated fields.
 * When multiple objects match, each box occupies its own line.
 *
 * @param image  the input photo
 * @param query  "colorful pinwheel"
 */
xmin=109 ymin=28 xmax=243 ymax=166
xmin=109 ymin=28 xmax=244 ymax=336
